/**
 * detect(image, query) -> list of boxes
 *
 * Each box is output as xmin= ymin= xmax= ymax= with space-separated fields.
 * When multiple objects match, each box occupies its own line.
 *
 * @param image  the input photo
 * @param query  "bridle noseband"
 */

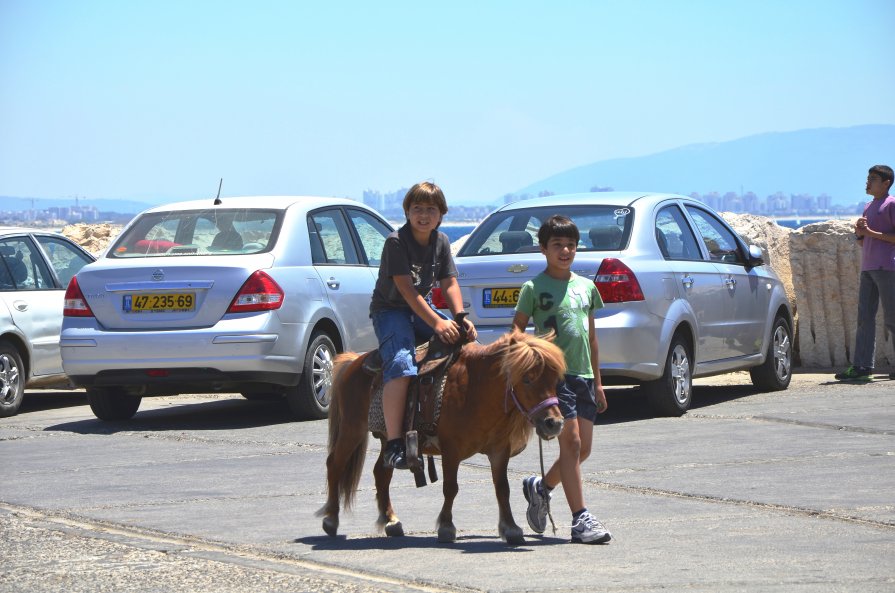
xmin=505 ymin=382 xmax=559 ymax=423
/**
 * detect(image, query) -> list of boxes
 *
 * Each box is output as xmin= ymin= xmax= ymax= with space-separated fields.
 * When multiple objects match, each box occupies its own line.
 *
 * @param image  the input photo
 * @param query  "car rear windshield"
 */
xmin=456 ymin=204 xmax=633 ymax=256
xmin=108 ymin=208 xmax=282 ymax=258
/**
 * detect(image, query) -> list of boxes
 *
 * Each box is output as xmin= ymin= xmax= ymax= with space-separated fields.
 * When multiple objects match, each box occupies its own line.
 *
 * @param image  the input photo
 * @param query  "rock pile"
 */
xmin=60 ymin=223 xmax=122 ymax=256
xmin=727 ymin=215 xmax=890 ymax=370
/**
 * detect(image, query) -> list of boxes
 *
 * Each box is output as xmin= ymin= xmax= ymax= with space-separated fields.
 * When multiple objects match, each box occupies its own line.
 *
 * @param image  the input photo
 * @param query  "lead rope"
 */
xmin=538 ymin=437 xmax=557 ymax=535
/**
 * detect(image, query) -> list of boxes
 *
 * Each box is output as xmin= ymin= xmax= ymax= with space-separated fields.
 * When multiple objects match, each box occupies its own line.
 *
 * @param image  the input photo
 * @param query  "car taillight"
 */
xmin=430 ymin=286 xmax=448 ymax=309
xmin=594 ymin=258 xmax=644 ymax=303
xmin=63 ymin=277 xmax=95 ymax=317
xmin=227 ymin=271 xmax=284 ymax=313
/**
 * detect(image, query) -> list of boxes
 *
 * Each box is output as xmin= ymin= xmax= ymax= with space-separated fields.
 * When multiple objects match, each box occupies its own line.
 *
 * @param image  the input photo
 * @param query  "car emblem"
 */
xmin=507 ymin=264 xmax=528 ymax=273
xmin=152 ymin=269 xmax=165 ymax=281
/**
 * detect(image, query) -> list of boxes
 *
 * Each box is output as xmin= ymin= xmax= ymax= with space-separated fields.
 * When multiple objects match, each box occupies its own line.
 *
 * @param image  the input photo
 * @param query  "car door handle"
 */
xmin=681 ymin=275 xmax=694 ymax=288
xmin=724 ymin=276 xmax=737 ymax=288
xmin=326 ymin=277 xmax=340 ymax=290
xmin=14 ymin=301 xmax=28 ymax=312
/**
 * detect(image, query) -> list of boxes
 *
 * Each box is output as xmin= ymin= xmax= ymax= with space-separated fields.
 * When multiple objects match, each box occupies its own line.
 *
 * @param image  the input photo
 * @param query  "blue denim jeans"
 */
xmin=371 ymin=307 xmax=449 ymax=384
xmin=853 ymin=269 xmax=895 ymax=369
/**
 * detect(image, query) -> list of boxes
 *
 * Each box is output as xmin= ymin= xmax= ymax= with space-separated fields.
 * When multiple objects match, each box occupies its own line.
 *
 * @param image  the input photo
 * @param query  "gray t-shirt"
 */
xmin=370 ymin=223 xmax=458 ymax=314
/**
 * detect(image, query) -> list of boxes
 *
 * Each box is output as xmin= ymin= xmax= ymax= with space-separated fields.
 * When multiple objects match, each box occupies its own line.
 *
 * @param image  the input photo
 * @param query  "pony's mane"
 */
xmin=493 ymin=330 xmax=566 ymax=383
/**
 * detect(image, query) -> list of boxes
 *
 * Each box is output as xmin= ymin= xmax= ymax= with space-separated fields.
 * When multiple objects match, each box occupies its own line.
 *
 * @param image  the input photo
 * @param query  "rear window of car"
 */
xmin=108 ymin=208 xmax=282 ymax=258
xmin=457 ymin=205 xmax=633 ymax=256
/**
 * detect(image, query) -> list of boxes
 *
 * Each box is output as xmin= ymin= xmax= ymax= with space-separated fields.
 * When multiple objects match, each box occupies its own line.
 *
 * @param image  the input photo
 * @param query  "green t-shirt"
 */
xmin=515 ymin=272 xmax=603 ymax=378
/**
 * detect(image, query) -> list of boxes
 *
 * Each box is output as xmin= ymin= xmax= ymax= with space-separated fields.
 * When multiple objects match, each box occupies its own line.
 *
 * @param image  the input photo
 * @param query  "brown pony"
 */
xmin=316 ymin=330 xmax=567 ymax=545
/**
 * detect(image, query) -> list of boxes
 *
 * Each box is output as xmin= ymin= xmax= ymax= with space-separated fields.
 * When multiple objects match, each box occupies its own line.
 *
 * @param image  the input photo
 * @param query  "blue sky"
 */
xmin=2 ymin=0 xmax=893 ymax=206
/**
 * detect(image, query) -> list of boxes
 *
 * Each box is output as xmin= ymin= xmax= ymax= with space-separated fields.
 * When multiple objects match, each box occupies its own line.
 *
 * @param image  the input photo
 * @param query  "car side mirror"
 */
xmin=747 ymin=244 xmax=764 ymax=267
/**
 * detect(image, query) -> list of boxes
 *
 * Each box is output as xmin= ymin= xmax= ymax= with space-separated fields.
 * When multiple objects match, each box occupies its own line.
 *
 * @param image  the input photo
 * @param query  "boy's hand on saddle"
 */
xmin=462 ymin=318 xmax=477 ymax=343
xmin=435 ymin=318 xmax=462 ymax=344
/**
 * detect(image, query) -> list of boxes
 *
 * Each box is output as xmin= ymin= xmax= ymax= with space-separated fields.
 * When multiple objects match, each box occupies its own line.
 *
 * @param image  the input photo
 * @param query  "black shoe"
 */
xmin=383 ymin=441 xmax=409 ymax=470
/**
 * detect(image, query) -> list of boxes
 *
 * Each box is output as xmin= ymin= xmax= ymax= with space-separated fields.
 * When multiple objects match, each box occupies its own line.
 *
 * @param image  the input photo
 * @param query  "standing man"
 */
xmin=835 ymin=165 xmax=895 ymax=381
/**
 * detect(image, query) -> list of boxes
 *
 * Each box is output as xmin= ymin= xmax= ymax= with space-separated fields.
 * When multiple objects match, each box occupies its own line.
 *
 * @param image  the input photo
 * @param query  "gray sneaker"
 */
xmin=522 ymin=476 xmax=550 ymax=533
xmin=571 ymin=511 xmax=612 ymax=544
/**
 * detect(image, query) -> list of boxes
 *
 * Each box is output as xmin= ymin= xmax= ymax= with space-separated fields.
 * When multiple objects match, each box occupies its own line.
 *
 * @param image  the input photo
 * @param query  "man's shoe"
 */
xmin=383 ymin=442 xmax=409 ymax=470
xmin=522 ymin=476 xmax=550 ymax=534
xmin=834 ymin=366 xmax=873 ymax=381
xmin=571 ymin=511 xmax=612 ymax=544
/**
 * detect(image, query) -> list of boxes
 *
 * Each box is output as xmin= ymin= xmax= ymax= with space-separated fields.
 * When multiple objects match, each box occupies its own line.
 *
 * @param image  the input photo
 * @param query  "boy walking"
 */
xmin=835 ymin=165 xmax=895 ymax=381
xmin=513 ymin=215 xmax=611 ymax=544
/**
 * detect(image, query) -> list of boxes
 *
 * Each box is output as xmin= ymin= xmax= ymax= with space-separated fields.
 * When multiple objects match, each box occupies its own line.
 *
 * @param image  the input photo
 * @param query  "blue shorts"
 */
xmin=371 ymin=307 xmax=449 ymax=384
xmin=556 ymin=374 xmax=597 ymax=423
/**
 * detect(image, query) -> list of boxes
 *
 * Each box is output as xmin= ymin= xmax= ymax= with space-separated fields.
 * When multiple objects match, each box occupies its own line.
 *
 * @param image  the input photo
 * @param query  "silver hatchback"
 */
xmin=448 ymin=192 xmax=793 ymax=416
xmin=61 ymin=196 xmax=393 ymax=421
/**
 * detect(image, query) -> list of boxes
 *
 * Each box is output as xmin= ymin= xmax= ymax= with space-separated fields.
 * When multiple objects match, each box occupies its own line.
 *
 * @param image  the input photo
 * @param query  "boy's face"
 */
xmin=406 ymin=202 xmax=442 ymax=234
xmin=866 ymin=173 xmax=892 ymax=197
xmin=540 ymin=235 xmax=577 ymax=271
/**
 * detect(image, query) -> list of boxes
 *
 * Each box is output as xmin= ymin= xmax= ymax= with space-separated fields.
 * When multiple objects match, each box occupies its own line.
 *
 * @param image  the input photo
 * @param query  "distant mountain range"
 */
xmin=511 ymin=124 xmax=895 ymax=205
xmin=2 ymin=125 xmax=892 ymax=214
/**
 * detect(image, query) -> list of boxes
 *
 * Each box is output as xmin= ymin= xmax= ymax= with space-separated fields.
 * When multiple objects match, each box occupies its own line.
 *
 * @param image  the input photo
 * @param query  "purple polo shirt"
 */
xmin=861 ymin=195 xmax=895 ymax=271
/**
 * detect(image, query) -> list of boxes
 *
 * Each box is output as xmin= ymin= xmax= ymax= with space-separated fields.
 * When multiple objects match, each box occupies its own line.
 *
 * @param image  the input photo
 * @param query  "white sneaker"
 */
xmin=522 ymin=475 xmax=550 ymax=534
xmin=571 ymin=511 xmax=611 ymax=544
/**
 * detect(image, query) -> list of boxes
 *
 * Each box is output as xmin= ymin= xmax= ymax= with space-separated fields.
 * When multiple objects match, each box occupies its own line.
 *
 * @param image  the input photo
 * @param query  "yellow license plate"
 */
xmin=483 ymin=287 xmax=519 ymax=308
xmin=124 ymin=293 xmax=195 ymax=313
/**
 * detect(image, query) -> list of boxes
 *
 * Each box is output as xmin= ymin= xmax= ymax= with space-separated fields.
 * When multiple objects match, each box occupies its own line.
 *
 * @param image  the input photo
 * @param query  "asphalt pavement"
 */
xmin=1 ymin=371 xmax=893 ymax=593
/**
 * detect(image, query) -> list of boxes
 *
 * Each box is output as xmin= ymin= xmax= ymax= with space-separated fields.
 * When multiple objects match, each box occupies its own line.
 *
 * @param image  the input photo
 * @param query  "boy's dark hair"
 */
xmin=537 ymin=214 xmax=580 ymax=246
xmin=869 ymin=164 xmax=894 ymax=186
xmin=403 ymin=181 xmax=448 ymax=216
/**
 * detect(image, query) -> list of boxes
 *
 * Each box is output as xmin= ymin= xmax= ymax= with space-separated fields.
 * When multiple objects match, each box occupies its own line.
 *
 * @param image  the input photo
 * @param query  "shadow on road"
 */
xmin=599 ymin=382 xmax=762 ymax=424
xmin=44 ymin=397 xmax=297 ymax=434
xmin=295 ymin=533 xmax=564 ymax=553
xmin=19 ymin=390 xmax=87 ymax=414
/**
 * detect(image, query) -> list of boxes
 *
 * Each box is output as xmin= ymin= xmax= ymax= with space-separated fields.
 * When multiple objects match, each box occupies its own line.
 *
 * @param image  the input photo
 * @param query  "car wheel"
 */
xmin=286 ymin=332 xmax=336 ymax=420
xmin=644 ymin=334 xmax=692 ymax=417
xmin=87 ymin=387 xmax=142 ymax=421
xmin=0 ymin=340 xmax=25 ymax=418
xmin=750 ymin=316 xmax=792 ymax=391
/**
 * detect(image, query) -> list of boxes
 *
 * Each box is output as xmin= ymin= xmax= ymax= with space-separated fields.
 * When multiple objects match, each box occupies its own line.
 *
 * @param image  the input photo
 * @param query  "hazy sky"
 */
xmin=2 ymin=0 xmax=893 ymax=205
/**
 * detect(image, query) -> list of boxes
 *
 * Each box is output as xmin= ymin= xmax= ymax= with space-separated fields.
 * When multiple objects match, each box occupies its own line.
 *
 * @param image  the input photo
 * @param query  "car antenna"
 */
xmin=213 ymin=178 xmax=223 ymax=205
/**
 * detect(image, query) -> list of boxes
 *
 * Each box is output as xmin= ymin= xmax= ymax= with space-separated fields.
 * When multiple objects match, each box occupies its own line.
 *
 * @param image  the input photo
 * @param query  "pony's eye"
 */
xmin=521 ymin=376 xmax=532 ymax=385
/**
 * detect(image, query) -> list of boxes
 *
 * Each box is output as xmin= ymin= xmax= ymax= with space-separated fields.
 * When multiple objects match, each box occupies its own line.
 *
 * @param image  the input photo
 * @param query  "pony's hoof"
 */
xmin=501 ymin=525 xmax=525 ymax=545
xmin=437 ymin=524 xmax=457 ymax=543
xmin=384 ymin=520 xmax=404 ymax=537
xmin=322 ymin=516 xmax=338 ymax=537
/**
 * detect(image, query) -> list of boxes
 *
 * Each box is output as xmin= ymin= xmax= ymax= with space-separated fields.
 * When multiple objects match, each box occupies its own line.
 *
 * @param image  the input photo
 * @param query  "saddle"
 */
xmin=362 ymin=313 xmax=469 ymax=487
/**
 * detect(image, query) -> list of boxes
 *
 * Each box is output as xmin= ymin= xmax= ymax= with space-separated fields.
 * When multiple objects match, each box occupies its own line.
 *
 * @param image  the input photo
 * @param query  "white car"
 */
xmin=442 ymin=192 xmax=793 ymax=416
xmin=61 ymin=196 xmax=393 ymax=421
xmin=0 ymin=228 xmax=95 ymax=417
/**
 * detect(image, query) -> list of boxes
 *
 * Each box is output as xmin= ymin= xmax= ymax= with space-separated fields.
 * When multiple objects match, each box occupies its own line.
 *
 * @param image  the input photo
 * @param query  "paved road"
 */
xmin=1 ymin=372 xmax=893 ymax=593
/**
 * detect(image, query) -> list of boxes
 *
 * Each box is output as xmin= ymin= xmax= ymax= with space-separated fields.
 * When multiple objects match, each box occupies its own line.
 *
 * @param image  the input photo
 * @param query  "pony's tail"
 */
xmin=325 ymin=352 xmax=369 ymax=511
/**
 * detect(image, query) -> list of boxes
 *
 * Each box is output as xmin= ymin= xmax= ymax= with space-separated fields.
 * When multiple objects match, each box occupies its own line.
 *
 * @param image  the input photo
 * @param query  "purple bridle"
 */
xmin=504 ymin=382 xmax=559 ymax=423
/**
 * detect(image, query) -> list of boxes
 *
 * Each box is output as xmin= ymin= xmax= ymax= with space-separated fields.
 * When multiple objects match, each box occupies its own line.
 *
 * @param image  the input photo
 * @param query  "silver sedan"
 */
xmin=61 ymin=196 xmax=393 ymax=421
xmin=0 ymin=228 xmax=95 ymax=417
xmin=446 ymin=192 xmax=793 ymax=416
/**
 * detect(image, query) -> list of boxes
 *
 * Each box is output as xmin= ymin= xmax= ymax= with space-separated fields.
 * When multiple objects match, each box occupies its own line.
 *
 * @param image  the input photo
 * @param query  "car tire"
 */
xmin=286 ymin=331 xmax=336 ymax=420
xmin=750 ymin=316 xmax=792 ymax=391
xmin=644 ymin=334 xmax=692 ymax=417
xmin=0 ymin=340 xmax=25 ymax=418
xmin=87 ymin=387 xmax=142 ymax=421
